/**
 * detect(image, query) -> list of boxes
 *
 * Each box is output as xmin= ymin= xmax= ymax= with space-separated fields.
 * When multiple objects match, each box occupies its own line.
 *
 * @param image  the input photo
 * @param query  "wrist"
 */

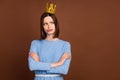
xmin=51 ymin=61 xmax=61 ymax=68
xmin=34 ymin=58 xmax=40 ymax=62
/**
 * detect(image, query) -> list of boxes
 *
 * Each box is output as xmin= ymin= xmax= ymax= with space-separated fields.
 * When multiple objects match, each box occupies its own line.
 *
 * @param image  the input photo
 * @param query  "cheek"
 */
xmin=43 ymin=26 xmax=47 ymax=30
xmin=52 ymin=25 xmax=55 ymax=29
xmin=53 ymin=28 xmax=56 ymax=33
xmin=53 ymin=27 xmax=56 ymax=32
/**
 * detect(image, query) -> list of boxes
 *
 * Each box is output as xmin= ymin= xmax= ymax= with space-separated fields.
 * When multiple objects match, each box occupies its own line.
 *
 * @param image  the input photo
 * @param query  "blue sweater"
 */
xmin=28 ymin=39 xmax=71 ymax=75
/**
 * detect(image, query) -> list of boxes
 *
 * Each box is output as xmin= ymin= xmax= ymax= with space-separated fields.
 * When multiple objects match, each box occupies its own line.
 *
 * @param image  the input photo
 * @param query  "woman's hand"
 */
xmin=29 ymin=52 xmax=40 ymax=62
xmin=59 ymin=53 xmax=71 ymax=65
xmin=51 ymin=53 xmax=71 ymax=68
xmin=61 ymin=53 xmax=71 ymax=60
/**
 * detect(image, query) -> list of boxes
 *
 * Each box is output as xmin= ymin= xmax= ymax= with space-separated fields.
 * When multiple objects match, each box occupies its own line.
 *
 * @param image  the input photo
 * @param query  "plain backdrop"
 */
xmin=0 ymin=0 xmax=120 ymax=80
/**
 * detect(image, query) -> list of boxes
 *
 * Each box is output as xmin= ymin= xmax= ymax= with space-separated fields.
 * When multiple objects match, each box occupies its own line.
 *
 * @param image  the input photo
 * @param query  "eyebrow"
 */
xmin=44 ymin=21 xmax=54 ymax=23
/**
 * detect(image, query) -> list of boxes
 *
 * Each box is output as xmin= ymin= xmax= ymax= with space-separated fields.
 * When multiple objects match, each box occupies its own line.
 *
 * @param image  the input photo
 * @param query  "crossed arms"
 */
xmin=29 ymin=52 xmax=71 ymax=68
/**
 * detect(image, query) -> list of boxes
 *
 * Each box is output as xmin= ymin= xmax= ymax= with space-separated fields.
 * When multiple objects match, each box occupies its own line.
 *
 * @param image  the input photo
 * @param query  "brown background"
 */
xmin=0 ymin=0 xmax=120 ymax=80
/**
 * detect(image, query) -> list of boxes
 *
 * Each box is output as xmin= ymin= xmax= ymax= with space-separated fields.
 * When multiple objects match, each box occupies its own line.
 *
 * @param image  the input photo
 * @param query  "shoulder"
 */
xmin=32 ymin=39 xmax=40 ymax=42
xmin=60 ymin=39 xmax=71 ymax=52
xmin=59 ymin=39 xmax=71 ymax=46
xmin=30 ymin=39 xmax=41 ymax=45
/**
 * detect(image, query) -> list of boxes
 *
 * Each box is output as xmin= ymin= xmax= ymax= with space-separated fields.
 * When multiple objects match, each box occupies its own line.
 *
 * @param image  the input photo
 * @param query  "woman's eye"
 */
xmin=43 ymin=23 xmax=47 ymax=25
xmin=50 ymin=22 xmax=54 ymax=24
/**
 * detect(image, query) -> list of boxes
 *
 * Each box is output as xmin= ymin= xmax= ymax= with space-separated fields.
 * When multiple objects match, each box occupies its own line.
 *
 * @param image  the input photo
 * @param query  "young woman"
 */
xmin=28 ymin=4 xmax=72 ymax=80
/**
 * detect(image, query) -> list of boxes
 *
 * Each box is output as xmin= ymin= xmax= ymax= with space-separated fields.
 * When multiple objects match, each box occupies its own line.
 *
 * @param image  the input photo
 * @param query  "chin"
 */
xmin=47 ymin=32 xmax=54 ymax=34
xmin=47 ymin=33 xmax=54 ymax=35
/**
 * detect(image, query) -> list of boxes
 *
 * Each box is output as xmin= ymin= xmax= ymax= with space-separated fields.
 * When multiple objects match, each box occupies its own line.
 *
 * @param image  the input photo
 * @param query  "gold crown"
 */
xmin=46 ymin=3 xmax=56 ymax=14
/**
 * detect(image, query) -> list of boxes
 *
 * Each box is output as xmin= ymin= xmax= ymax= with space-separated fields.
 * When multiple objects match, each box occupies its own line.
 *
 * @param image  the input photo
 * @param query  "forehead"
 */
xmin=44 ymin=16 xmax=53 ymax=22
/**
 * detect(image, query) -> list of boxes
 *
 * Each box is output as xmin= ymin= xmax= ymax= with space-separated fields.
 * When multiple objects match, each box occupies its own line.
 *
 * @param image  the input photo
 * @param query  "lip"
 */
xmin=46 ymin=29 xmax=53 ymax=32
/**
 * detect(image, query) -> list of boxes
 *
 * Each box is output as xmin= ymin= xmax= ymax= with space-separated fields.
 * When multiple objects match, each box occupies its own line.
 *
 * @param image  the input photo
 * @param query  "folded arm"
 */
xmin=29 ymin=52 xmax=71 ymax=68
xmin=28 ymin=40 xmax=71 ymax=74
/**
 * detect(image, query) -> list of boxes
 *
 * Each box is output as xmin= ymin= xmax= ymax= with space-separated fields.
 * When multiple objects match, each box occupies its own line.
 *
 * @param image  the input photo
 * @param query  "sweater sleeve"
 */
xmin=47 ymin=42 xmax=72 ymax=75
xmin=28 ymin=40 xmax=51 ymax=71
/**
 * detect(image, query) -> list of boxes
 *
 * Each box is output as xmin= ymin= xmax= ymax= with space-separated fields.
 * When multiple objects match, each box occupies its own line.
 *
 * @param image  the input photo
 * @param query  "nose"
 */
xmin=47 ymin=23 xmax=51 ymax=28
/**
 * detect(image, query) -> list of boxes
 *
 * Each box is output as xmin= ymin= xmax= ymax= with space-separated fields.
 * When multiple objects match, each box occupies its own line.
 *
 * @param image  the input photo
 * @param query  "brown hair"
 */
xmin=40 ymin=12 xmax=59 ymax=39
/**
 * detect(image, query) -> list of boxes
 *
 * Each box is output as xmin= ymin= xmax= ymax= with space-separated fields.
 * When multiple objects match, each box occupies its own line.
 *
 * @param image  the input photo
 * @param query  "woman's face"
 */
xmin=43 ymin=16 xmax=55 ymax=35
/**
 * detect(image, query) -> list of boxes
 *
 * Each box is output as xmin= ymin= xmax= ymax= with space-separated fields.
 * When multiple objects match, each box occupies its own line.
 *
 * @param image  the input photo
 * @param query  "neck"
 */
xmin=45 ymin=35 xmax=58 ymax=41
xmin=46 ymin=35 xmax=53 ymax=40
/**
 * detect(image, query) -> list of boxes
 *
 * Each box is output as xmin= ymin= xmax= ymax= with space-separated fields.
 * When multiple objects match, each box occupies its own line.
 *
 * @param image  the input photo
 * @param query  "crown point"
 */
xmin=46 ymin=3 xmax=56 ymax=14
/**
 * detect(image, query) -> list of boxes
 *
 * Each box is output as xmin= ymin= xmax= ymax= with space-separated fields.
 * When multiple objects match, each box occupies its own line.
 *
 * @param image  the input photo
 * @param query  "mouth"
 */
xmin=46 ymin=29 xmax=53 ymax=32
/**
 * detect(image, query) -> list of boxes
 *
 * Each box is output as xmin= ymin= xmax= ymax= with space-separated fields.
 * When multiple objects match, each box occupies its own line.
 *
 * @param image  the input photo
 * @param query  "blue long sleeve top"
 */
xmin=28 ymin=39 xmax=71 ymax=75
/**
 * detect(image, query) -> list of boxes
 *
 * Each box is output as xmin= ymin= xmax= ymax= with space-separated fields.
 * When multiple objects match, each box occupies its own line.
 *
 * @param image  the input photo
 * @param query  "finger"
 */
xmin=29 ymin=53 xmax=32 ymax=56
xmin=29 ymin=53 xmax=35 ymax=58
xmin=64 ymin=53 xmax=71 ymax=59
